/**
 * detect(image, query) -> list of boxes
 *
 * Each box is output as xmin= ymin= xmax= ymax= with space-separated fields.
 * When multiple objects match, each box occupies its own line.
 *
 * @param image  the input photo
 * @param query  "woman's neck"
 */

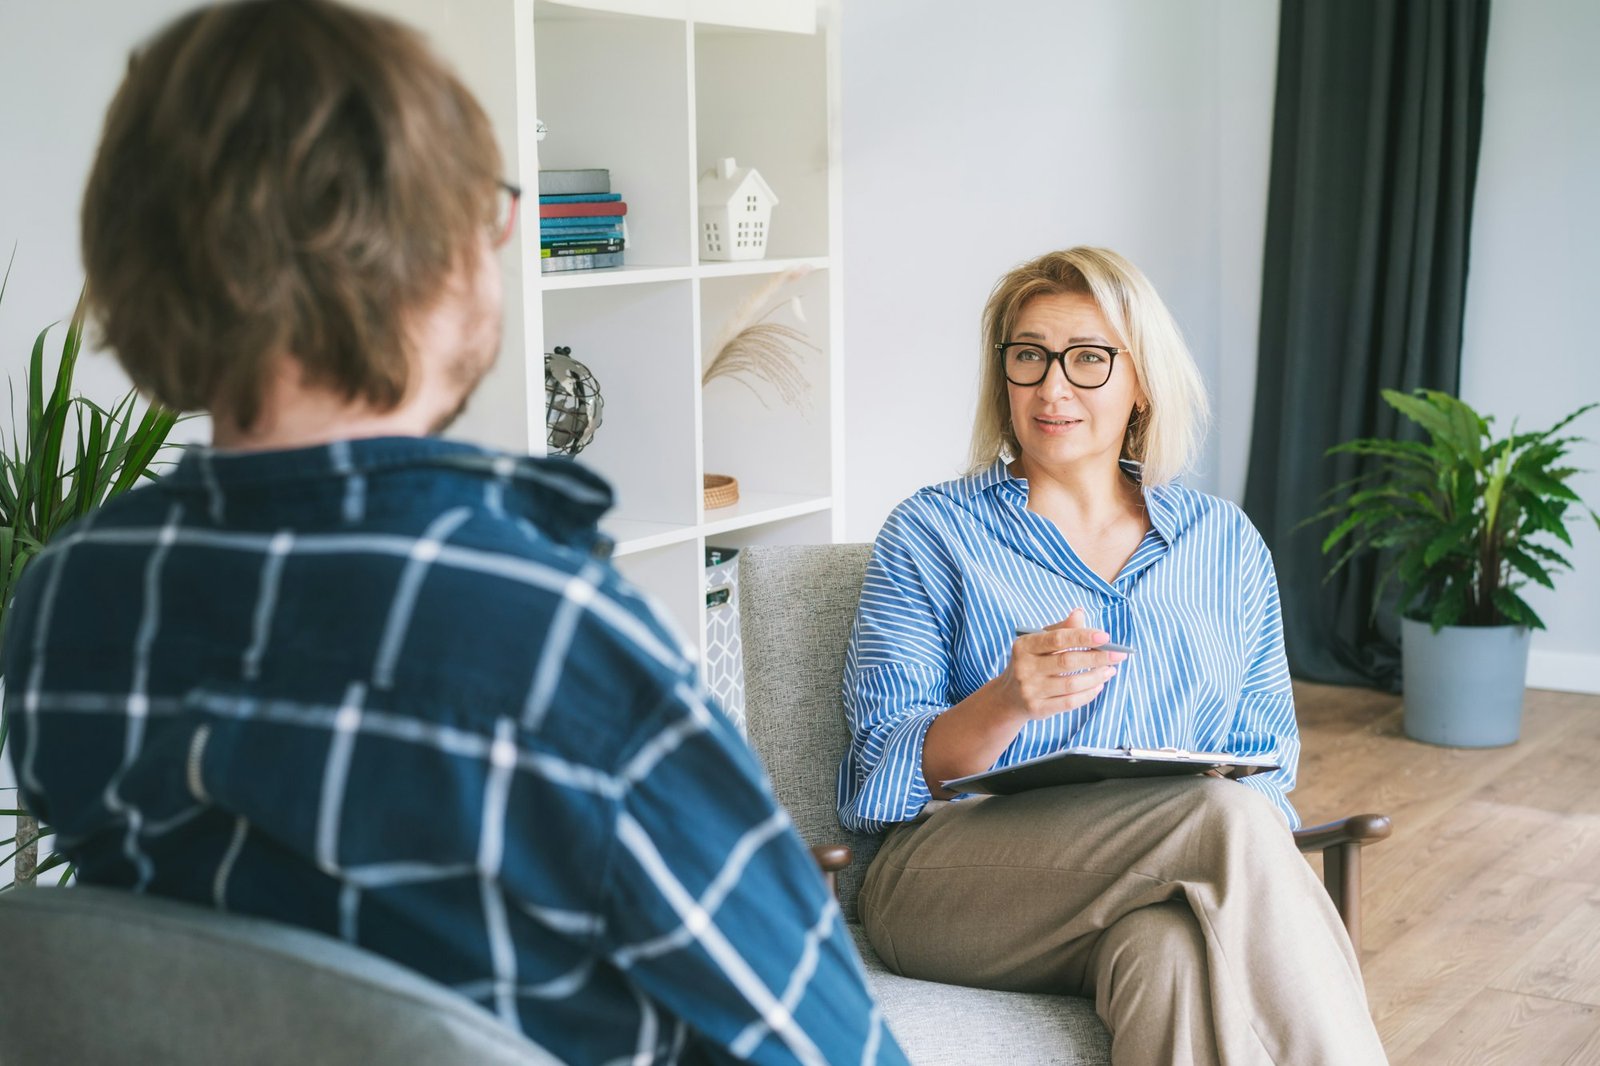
xmin=1012 ymin=454 xmax=1144 ymax=535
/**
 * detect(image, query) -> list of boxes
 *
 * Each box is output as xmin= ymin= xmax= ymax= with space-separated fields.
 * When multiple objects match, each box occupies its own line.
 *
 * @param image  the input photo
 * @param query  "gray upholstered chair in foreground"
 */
xmin=740 ymin=543 xmax=1392 ymax=1066
xmin=0 ymin=884 xmax=558 ymax=1066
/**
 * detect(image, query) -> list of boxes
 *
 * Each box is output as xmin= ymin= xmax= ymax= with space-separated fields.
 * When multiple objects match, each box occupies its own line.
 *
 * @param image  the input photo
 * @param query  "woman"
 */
xmin=840 ymin=248 xmax=1387 ymax=1065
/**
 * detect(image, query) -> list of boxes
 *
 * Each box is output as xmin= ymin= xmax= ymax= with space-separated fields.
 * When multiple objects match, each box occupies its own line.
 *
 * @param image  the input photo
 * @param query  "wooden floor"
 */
xmin=1293 ymin=681 xmax=1600 ymax=1066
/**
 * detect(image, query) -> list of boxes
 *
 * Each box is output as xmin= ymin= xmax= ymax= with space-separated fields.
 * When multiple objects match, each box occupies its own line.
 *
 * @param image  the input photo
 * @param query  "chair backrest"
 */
xmin=0 ymin=885 xmax=560 ymax=1066
xmin=739 ymin=543 xmax=882 ymax=920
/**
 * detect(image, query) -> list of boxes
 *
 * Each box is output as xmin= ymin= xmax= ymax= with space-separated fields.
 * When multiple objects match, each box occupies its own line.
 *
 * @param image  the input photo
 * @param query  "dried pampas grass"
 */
xmin=702 ymin=267 xmax=819 ymax=411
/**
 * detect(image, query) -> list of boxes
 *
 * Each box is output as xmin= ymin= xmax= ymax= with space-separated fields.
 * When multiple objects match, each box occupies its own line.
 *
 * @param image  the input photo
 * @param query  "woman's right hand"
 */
xmin=921 ymin=607 xmax=1126 ymax=796
xmin=995 ymin=608 xmax=1126 ymax=723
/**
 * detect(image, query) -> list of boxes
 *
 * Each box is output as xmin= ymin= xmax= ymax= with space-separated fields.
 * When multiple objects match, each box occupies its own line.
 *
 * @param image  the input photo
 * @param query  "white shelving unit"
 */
xmin=367 ymin=0 xmax=844 ymax=660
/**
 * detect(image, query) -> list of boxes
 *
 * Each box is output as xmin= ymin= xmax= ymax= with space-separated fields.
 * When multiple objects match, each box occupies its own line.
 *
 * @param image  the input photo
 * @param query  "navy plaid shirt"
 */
xmin=3 ymin=437 xmax=903 ymax=1066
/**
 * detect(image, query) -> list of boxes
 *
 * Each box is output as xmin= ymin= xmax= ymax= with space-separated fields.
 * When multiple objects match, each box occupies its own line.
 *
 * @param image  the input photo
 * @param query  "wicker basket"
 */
xmin=703 ymin=473 xmax=740 ymax=509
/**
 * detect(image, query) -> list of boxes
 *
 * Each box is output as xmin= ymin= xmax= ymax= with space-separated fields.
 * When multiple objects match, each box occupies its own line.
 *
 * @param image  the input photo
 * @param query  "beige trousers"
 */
xmin=857 ymin=777 xmax=1388 ymax=1066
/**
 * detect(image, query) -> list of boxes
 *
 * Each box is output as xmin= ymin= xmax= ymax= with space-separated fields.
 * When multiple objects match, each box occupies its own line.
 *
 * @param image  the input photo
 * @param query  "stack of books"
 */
xmin=539 ymin=169 xmax=626 ymax=273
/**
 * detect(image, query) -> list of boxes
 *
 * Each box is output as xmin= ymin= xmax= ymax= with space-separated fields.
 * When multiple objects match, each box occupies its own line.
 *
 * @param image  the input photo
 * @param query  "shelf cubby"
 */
xmin=609 ymin=539 xmax=706 ymax=651
xmin=699 ymin=267 xmax=832 ymax=504
xmin=702 ymin=507 xmax=836 ymax=552
xmin=542 ymin=280 xmax=700 ymax=529
xmin=694 ymin=23 xmax=830 ymax=262
xmin=535 ymin=5 xmax=695 ymax=269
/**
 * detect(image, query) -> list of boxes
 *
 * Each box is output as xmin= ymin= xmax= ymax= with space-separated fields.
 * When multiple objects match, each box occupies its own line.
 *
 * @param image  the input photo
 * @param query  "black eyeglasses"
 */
xmin=995 ymin=342 xmax=1124 ymax=388
xmin=492 ymin=180 xmax=521 ymax=248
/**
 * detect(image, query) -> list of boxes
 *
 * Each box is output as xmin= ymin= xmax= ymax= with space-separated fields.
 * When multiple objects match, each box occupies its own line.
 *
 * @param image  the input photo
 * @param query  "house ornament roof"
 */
xmin=697 ymin=157 xmax=780 ymax=206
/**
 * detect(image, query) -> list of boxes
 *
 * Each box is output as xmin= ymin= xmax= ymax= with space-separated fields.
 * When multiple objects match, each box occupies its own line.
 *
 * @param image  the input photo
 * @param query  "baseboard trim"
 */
xmin=1528 ymin=650 xmax=1600 ymax=696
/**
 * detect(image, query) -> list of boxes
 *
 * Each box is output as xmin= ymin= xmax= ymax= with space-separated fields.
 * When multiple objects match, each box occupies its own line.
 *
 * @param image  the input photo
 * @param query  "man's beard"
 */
xmin=429 ymin=310 xmax=503 ymax=435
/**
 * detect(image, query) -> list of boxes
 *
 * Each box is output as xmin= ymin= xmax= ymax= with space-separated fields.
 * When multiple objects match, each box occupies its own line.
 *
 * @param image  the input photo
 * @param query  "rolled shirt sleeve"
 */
xmin=838 ymin=507 xmax=959 ymax=834
xmin=1228 ymin=525 xmax=1302 ymax=828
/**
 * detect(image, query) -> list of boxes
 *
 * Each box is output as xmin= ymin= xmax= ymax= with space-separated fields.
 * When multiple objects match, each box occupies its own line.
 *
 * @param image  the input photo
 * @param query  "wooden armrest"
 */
xmin=810 ymin=844 xmax=853 ymax=898
xmin=1291 ymin=813 xmax=1392 ymax=955
xmin=1292 ymin=813 xmax=1392 ymax=852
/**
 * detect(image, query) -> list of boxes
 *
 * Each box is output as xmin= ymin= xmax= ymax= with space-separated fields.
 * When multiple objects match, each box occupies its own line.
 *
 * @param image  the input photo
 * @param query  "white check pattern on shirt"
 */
xmin=5 ymin=439 xmax=903 ymax=1065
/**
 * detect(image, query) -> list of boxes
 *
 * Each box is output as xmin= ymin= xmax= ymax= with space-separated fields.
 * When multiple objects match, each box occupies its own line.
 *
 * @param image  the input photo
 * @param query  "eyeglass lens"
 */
xmin=1001 ymin=344 xmax=1115 ymax=388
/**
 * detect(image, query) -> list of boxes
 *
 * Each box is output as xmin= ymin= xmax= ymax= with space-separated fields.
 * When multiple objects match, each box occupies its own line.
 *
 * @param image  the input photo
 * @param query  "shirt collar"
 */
xmin=1141 ymin=481 xmax=1182 ymax=546
xmin=162 ymin=436 xmax=615 ymax=548
xmin=959 ymin=457 xmax=1019 ymax=499
xmin=165 ymin=435 xmax=486 ymax=489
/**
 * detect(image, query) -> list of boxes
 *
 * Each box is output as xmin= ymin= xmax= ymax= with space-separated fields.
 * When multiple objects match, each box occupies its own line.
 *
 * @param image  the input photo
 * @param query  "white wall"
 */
xmin=1213 ymin=0 xmax=1279 ymax=505
xmin=839 ymin=0 xmax=1279 ymax=539
xmin=0 ymin=0 xmax=201 ymax=416
xmin=1459 ymin=0 xmax=1600 ymax=691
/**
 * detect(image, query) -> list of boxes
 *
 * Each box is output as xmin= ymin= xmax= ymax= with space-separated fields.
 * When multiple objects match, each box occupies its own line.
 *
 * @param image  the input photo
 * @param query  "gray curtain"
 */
xmin=1243 ymin=0 xmax=1490 ymax=690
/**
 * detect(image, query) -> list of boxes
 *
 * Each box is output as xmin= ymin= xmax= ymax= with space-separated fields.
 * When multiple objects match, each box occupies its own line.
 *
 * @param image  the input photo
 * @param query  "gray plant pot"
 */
xmin=1400 ymin=617 xmax=1532 ymax=747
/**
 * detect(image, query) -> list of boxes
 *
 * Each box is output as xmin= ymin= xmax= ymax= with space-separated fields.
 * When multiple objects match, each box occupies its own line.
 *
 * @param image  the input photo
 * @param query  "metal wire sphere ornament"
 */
xmin=544 ymin=346 xmax=604 ymax=456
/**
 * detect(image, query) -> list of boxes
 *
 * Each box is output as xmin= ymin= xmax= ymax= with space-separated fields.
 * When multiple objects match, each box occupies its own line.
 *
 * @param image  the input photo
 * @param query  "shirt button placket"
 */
xmin=1107 ymin=589 xmax=1133 ymax=747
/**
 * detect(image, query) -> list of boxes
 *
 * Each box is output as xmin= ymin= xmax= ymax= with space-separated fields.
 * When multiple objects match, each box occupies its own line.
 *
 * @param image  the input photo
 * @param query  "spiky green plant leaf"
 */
xmin=1311 ymin=389 xmax=1596 ymax=631
xmin=0 ymin=276 xmax=179 ymax=892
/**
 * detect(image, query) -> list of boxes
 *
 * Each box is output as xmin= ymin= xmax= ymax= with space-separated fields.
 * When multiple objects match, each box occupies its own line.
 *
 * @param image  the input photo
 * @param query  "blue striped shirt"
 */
xmin=838 ymin=460 xmax=1300 ymax=834
xmin=4 ymin=436 xmax=904 ymax=1066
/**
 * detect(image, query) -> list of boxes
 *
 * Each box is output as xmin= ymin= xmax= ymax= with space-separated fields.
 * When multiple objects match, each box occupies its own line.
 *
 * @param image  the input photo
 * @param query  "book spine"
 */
xmin=537 ymin=193 xmax=623 ymax=205
xmin=536 ymin=169 xmax=610 ymax=196
xmin=540 ymin=227 xmax=625 ymax=242
xmin=539 ymin=201 xmax=628 ymax=219
xmin=543 ymin=232 xmax=626 ymax=245
xmin=547 ymin=212 xmax=627 ymax=227
xmin=541 ymin=240 xmax=626 ymax=258
xmin=540 ymin=251 xmax=625 ymax=273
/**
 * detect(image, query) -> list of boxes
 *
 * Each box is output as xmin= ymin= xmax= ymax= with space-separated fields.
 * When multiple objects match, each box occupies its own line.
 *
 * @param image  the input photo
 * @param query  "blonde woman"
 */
xmin=840 ymin=248 xmax=1387 ymax=1065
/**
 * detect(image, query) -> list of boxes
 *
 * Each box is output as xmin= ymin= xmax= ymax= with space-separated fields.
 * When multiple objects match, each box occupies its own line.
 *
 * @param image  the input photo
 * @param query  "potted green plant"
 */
xmin=1314 ymin=388 xmax=1598 ymax=747
xmin=1 ymin=258 xmax=180 ymax=890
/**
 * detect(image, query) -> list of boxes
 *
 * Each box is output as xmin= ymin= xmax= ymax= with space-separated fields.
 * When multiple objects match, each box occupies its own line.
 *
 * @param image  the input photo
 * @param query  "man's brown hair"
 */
xmin=82 ymin=0 xmax=502 ymax=428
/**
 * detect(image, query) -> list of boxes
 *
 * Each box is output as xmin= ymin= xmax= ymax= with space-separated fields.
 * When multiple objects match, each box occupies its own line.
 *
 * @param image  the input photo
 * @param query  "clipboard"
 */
xmin=941 ymin=746 xmax=1280 ymax=797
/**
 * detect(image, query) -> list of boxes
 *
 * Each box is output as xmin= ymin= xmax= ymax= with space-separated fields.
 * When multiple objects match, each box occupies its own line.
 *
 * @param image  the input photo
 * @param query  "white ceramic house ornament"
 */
xmin=698 ymin=157 xmax=779 ymax=261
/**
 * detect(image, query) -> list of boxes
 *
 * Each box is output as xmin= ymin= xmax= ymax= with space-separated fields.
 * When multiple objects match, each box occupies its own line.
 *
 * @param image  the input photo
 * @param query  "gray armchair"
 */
xmin=0 ymin=884 xmax=558 ymax=1065
xmin=738 ymin=543 xmax=1391 ymax=1066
